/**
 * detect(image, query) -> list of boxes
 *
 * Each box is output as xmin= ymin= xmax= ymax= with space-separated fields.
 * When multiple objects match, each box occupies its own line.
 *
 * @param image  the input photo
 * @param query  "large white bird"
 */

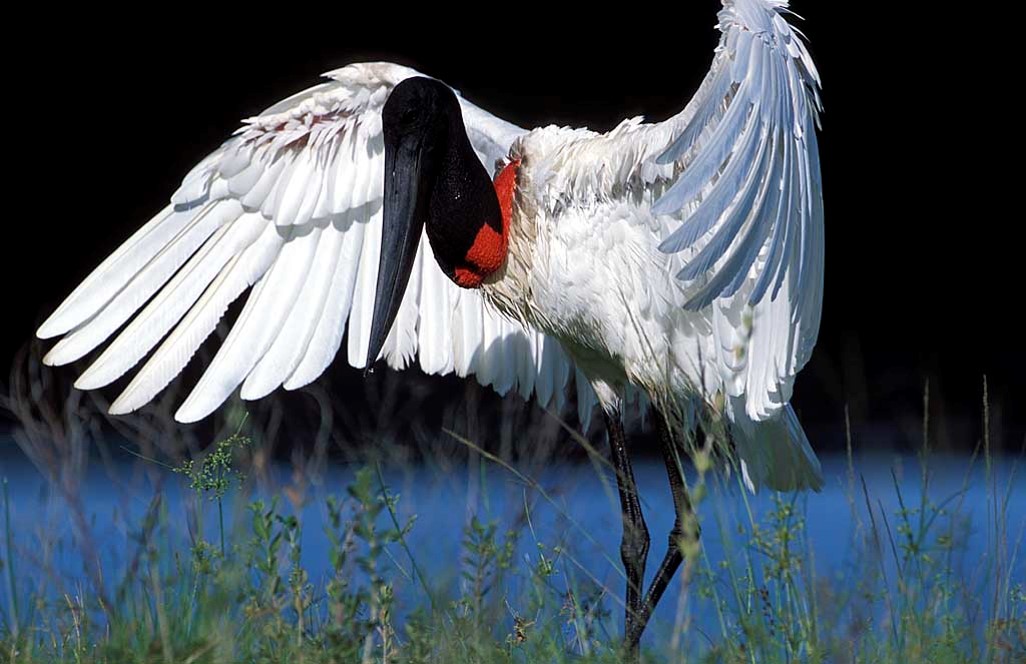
xmin=37 ymin=0 xmax=823 ymax=653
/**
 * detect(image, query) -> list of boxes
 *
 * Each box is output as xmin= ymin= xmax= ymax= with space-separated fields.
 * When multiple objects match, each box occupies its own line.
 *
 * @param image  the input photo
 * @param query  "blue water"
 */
xmin=1 ymin=446 xmax=1023 ymax=644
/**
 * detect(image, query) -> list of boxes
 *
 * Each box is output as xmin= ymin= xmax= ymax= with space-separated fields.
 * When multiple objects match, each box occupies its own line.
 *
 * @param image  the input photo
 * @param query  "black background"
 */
xmin=3 ymin=3 xmax=1021 ymax=453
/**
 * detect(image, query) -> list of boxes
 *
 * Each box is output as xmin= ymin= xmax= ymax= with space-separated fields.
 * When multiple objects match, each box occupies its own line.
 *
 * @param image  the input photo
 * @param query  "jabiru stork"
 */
xmin=36 ymin=0 xmax=824 ymax=654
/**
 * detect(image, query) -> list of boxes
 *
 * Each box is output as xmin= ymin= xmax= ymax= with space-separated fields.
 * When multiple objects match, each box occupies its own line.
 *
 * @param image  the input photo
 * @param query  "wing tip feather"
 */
xmin=107 ymin=397 xmax=136 ymax=417
xmin=174 ymin=399 xmax=212 ymax=425
xmin=36 ymin=317 xmax=65 ymax=340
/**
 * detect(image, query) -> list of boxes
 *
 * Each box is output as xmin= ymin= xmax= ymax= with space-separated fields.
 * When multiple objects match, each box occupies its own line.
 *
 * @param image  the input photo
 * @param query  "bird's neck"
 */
xmin=425 ymin=126 xmax=517 ymax=289
xmin=476 ymin=157 xmax=519 ymax=280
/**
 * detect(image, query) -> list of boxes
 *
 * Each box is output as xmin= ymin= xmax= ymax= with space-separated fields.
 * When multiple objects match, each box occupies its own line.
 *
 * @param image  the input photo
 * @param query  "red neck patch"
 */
xmin=453 ymin=158 xmax=521 ymax=288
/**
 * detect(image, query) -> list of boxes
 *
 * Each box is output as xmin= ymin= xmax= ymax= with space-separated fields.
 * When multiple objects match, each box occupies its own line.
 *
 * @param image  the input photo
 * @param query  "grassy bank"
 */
xmin=1 ymin=431 xmax=1023 ymax=664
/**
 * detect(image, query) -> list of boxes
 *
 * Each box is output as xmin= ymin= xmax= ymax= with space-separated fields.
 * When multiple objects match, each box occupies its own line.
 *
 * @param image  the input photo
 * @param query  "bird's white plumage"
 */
xmin=39 ymin=0 xmax=823 ymax=491
xmin=480 ymin=0 xmax=824 ymax=489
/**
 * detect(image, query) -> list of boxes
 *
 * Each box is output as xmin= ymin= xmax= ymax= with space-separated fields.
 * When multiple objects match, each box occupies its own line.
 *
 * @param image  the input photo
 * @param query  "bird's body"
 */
xmin=37 ymin=1 xmax=824 ymax=653
xmin=487 ymin=116 xmax=822 ymax=491
xmin=487 ymin=131 xmax=707 ymax=413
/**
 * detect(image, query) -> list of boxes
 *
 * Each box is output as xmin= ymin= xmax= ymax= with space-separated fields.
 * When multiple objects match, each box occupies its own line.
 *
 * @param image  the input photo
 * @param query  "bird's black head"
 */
xmin=381 ymin=77 xmax=459 ymax=163
xmin=366 ymin=77 xmax=506 ymax=371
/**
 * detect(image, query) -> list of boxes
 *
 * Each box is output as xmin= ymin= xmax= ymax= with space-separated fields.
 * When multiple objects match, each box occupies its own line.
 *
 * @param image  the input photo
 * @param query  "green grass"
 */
xmin=1 ymin=389 xmax=1023 ymax=662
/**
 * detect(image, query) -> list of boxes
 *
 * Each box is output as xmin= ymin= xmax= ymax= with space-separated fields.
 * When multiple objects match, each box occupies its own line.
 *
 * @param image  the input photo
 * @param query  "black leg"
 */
xmin=604 ymin=409 xmax=649 ymax=662
xmin=626 ymin=409 xmax=699 ymax=647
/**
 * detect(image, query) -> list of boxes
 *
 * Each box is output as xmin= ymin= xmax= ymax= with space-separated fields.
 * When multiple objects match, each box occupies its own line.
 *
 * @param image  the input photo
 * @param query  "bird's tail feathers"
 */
xmin=729 ymin=402 xmax=823 ymax=493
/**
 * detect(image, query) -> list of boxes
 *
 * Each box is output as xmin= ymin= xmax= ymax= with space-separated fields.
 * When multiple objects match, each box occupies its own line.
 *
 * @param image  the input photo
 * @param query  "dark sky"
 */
xmin=4 ymin=4 xmax=1022 ymax=452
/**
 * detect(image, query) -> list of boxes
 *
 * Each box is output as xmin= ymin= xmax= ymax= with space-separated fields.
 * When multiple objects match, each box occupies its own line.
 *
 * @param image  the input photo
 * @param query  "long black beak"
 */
xmin=365 ymin=136 xmax=428 ymax=372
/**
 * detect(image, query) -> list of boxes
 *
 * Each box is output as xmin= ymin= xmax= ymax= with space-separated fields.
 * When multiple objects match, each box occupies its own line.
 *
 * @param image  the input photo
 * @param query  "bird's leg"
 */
xmin=627 ymin=409 xmax=699 ymax=647
xmin=604 ymin=409 xmax=649 ymax=661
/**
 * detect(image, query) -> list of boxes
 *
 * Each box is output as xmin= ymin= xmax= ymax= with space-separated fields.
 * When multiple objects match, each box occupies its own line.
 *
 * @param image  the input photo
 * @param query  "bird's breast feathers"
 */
xmin=482 ymin=137 xmax=706 ymax=400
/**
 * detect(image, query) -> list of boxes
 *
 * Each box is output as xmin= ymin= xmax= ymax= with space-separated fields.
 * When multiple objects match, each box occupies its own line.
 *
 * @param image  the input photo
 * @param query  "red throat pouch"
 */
xmin=453 ymin=158 xmax=520 ymax=288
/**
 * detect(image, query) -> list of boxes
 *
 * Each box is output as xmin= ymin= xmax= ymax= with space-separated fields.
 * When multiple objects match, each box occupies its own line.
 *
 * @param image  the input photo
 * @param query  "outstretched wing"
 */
xmin=654 ymin=0 xmax=824 ymax=422
xmin=37 ymin=62 xmax=593 ymax=423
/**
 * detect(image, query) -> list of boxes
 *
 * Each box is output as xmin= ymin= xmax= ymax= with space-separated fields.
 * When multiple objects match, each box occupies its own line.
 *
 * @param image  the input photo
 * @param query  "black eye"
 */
xmin=400 ymin=108 xmax=418 ymax=126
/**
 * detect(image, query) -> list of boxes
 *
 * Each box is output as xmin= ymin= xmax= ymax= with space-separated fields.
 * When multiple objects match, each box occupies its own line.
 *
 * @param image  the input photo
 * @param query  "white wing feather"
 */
xmin=653 ymin=0 xmax=824 ymax=424
xmin=651 ymin=0 xmax=824 ymax=489
xmin=39 ymin=62 xmax=591 ymax=423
